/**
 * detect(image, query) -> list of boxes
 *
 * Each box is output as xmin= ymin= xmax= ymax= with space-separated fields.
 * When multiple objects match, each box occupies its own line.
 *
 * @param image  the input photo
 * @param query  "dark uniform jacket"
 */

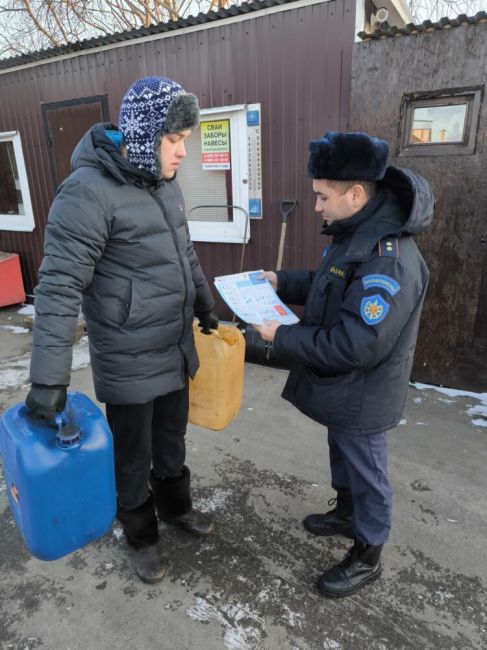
xmin=273 ymin=167 xmax=434 ymax=434
xmin=30 ymin=123 xmax=214 ymax=405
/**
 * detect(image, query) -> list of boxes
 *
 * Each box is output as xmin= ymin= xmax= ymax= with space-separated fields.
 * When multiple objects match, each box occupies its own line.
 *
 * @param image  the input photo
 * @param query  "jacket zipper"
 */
xmin=151 ymin=192 xmax=189 ymax=381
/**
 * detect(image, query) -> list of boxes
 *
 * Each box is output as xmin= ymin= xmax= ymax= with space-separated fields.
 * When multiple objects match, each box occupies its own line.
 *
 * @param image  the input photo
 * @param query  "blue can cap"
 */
xmin=56 ymin=424 xmax=82 ymax=449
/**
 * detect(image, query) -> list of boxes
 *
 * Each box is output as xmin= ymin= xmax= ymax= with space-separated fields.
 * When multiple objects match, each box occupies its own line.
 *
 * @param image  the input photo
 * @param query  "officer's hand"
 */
xmin=196 ymin=309 xmax=219 ymax=335
xmin=25 ymin=384 xmax=67 ymax=420
xmin=258 ymin=271 xmax=278 ymax=291
xmin=252 ymin=320 xmax=281 ymax=342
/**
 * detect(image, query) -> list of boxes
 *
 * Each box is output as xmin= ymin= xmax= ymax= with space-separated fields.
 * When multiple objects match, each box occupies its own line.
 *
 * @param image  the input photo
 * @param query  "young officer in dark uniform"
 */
xmin=254 ymin=131 xmax=434 ymax=597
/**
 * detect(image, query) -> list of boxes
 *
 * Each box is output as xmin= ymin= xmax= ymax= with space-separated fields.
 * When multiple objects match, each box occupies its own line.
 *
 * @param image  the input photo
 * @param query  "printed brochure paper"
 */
xmin=214 ymin=271 xmax=299 ymax=326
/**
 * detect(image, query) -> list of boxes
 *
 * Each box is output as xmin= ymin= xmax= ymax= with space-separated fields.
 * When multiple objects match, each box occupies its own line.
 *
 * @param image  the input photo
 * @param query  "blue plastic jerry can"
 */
xmin=0 ymin=392 xmax=116 ymax=561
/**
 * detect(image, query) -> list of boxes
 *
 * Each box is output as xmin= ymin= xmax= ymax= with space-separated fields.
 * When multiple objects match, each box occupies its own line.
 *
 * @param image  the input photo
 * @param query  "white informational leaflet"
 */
xmin=214 ymin=270 xmax=300 ymax=326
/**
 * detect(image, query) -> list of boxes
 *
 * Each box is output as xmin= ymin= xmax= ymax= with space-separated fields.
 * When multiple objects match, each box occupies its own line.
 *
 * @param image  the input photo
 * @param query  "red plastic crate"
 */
xmin=0 ymin=252 xmax=26 ymax=307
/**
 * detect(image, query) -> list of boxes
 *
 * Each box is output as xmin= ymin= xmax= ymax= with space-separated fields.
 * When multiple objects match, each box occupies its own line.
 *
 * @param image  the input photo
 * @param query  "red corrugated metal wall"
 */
xmin=0 ymin=0 xmax=356 ymax=308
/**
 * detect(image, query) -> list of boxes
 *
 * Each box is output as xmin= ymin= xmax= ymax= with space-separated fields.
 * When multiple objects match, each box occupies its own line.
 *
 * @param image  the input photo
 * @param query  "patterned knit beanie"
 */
xmin=119 ymin=76 xmax=199 ymax=177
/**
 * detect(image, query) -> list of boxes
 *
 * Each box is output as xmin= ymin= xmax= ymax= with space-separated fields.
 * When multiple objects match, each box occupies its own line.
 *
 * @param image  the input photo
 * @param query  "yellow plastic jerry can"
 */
xmin=189 ymin=322 xmax=245 ymax=430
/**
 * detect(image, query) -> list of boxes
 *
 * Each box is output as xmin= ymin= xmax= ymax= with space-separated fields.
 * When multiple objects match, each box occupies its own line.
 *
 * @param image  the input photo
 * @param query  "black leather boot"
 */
xmin=116 ymin=493 xmax=166 ymax=584
xmin=318 ymin=539 xmax=383 ymax=598
xmin=150 ymin=466 xmax=214 ymax=536
xmin=303 ymin=489 xmax=354 ymax=538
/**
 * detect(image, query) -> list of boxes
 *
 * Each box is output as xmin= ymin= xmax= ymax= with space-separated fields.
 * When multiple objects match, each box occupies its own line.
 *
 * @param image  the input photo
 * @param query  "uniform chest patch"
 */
xmin=362 ymin=274 xmax=401 ymax=296
xmin=328 ymin=265 xmax=346 ymax=279
xmin=360 ymin=294 xmax=390 ymax=326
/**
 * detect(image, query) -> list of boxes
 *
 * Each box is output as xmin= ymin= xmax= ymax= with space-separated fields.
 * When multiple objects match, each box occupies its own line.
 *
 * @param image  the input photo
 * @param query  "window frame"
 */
xmin=0 ymin=131 xmax=35 ymax=231
xmin=185 ymin=105 xmax=250 ymax=244
xmin=399 ymin=87 xmax=483 ymax=157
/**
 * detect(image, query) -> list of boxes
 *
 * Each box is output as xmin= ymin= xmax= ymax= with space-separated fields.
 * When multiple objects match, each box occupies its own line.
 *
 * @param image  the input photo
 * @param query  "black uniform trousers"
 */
xmin=327 ymin=428 xmax=392 ymax=546
xmin=106 ymin=384 xmax=189 ymax=510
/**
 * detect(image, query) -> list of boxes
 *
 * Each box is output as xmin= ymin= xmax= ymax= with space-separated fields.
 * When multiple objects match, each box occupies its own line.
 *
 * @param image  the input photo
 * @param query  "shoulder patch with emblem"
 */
xmin=362 ymin=274 xmax=401 ymax=296
xmin=378 ymin=237 xmax=399 ymax=258
xmin=360 ymin=294 xmax=390 ymax=326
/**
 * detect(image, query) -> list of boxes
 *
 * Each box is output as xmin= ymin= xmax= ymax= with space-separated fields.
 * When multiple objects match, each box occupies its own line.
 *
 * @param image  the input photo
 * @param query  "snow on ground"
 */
xmin=17 ymin=304 xmax=35 ymax=317
xmin=413 ymin=382 xmax=487 ymax=429
xmin=193 ymin=489 xmax=233 ymax=513
xmin=0 ymin=325 xmax=30 ymax=334
xmin=186 ymin=596 xmax=264 ymax=649
xmin=0 ymin=336 xmax=91 ymax=391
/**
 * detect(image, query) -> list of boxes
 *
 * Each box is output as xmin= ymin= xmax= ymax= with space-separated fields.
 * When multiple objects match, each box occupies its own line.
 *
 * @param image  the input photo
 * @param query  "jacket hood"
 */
xmin=380 ymin=166 xmax=435 ymax=236
xmin=71 ymin=123 xmax=161 ymax=187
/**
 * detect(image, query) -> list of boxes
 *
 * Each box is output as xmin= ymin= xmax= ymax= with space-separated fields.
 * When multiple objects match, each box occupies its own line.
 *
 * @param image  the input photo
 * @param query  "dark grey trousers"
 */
xmin=106 ymin=384 xmax=189 ymax=510
xmin=328 ymin=428 xmax=392 ymax=546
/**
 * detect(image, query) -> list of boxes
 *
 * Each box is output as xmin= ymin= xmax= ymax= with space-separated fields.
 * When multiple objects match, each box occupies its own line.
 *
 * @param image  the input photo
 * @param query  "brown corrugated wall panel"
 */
xmin=350 ymin=22 xmax=487 ymax=390
xmin=0 ymin=0 xmax=356 ymax=304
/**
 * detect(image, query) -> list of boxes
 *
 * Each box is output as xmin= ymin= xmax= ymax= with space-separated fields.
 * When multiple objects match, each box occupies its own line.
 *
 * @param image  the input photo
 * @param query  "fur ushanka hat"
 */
xmin=308 ymin=131 xmax=389 ymax=182
xmin=119 ymin=76 xmax=199 ymax=177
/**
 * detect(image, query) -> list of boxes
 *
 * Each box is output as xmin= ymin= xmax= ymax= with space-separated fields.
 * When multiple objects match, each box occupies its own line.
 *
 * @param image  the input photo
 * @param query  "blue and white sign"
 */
xmin=247 ymin=103 xmax=262 ymax=219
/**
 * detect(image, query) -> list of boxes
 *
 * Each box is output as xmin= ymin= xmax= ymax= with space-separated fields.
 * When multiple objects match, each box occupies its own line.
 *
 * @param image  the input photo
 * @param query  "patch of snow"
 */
xmin=186 ymin=597 xmax=264 ymax=649
xmin=0 ymin=353 xmax=30 ymax=390
xmin=0 ymin=337 xmax=91 ymax=391
xmin=282 ymin=604 xmax=302 ymax=629
xmin=193 ymin=488 xmax=233 ymax=513
xmin=398 ymin=419 xmax=407 ymax=425
xmin=256 ymin=588 xmax=272 ymax=603
xmin=1 ymin=325 xmax=29 ymax=334
xmin=112 ymin=526 xmax=123 ymax=541
xmin=323 ymin=641 xmax=341 ymax=649
xmin=17 ymin=304 xmax=35 ymax=316
xmin=468 ymin=404 xmax=487 ymax=418
xmin=438 ymin=398 xmax=455 ymax=405
xmin=413 ymin=382 xmax=487 ymax=430
xmin=72 ymin=336 xmax=91 ymax=371
xmin=414 ymin=397 xmax=422 ymax=403
xmin=224 ymin=624 xmax=261 ymax=649
xmin=433 ymin=590 xmax=454 ymax=605
xmin=415 ymin=422 xmax=428 ymax=426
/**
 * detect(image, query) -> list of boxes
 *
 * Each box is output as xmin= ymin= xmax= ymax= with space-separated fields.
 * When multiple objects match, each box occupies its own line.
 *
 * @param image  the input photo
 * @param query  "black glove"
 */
xmin=196 ymin=309 xmax=219 ymax=335
xmin=25 ymin=384 xmax=67 ymax=420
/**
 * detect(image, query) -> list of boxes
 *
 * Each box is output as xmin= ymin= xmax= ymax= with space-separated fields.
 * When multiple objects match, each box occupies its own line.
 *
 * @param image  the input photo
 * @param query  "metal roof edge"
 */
xmin=0 ymin=0 xmax=327 ymax=74
xmin=358 ymin=10 xmax=487 ymax=41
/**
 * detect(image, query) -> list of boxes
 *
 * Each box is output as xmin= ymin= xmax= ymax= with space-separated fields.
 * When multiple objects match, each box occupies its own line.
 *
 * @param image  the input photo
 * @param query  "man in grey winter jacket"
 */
xmin=255 ymin=131 xmax=434 ymax=598
xmin=26 ymin=76 xmax=219 ymax=583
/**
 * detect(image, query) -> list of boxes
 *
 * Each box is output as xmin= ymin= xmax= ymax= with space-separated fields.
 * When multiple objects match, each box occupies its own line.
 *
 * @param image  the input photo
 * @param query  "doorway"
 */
xmin=42 ymin=96 xmax=109 ymax=189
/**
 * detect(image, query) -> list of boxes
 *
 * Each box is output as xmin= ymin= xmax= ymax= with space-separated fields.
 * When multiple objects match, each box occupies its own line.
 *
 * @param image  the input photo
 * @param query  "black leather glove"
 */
xmin=196 ymin=309 xmax=219 ymax=335
xmin=25 ymin=384 xmax=67 ymax=420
